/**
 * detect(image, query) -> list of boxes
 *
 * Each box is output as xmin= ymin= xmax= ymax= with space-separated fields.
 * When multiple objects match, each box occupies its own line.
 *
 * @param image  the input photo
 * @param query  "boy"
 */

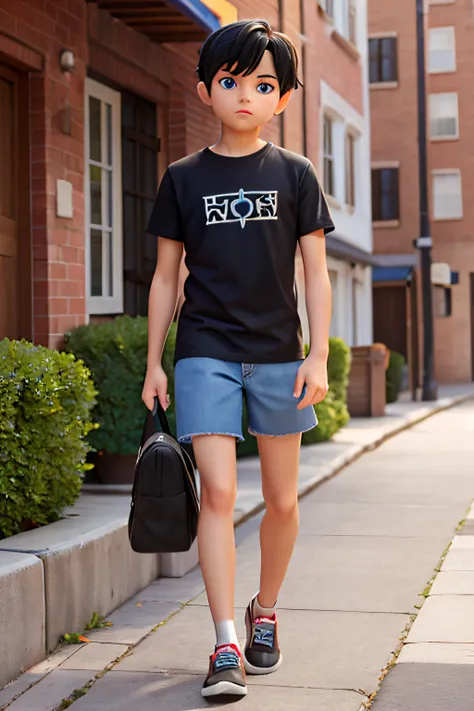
xmin=142 ymin=19 xmax=334 ymax=700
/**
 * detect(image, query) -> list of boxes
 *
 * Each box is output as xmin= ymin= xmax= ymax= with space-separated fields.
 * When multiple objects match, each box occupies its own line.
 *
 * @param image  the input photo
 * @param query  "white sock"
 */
xmin=215 ymin=620 xmax=240 ymax=649
xmin=252 ymin=592 xmax=277 ymax=619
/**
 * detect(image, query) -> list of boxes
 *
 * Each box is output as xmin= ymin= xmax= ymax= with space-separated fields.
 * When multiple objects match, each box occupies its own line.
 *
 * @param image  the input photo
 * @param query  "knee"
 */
xmin=265 ymin=496 xmax=298 ymax=522
xmin=201 ymin=481 xmax=236 ymax=516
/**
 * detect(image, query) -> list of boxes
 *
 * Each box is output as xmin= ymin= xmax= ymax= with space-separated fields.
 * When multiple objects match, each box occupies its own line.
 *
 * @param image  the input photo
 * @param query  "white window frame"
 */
xmin=432 ymin=169 xmax=463 ymax=221
xmin=429 ymin=0 xmax=456 ymax=5
xmin=85 ymin=78 xmax=123 ymax=316
xmin=345 ymin=130 xmax=357 ymax=209
xmin=323 ymin=114 xmax=336 ymax=199
xmin=429 ymin=92 xmax=459 ymax=140
xmin=428 ymin=26 xmax=456 ymax=74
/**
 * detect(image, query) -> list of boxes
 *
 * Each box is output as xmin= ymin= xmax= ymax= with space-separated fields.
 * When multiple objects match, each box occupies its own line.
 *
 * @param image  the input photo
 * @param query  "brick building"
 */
xmin=0 ymin=0 xmax=373 ymax=352
xmin=369 ymin=0 xmax=474 ymax=384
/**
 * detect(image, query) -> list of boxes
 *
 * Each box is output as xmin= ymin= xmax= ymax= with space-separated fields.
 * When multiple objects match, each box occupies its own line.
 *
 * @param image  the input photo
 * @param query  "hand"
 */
xmin=142 ymin=365 xmax=169 ymax=412
xmin=294 ymin=356 xmax=329 ymax=411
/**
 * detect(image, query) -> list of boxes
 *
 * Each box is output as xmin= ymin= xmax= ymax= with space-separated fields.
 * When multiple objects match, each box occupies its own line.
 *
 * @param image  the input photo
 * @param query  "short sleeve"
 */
xmin=298 ymin=162 xmax=335 ymax=238
xmin=146 ymin=168 xmax=183 ymax=242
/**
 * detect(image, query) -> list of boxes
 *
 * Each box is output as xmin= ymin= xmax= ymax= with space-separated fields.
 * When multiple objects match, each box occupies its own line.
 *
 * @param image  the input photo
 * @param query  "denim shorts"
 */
xmin=174 ymin=357 xmax=318 ymax=443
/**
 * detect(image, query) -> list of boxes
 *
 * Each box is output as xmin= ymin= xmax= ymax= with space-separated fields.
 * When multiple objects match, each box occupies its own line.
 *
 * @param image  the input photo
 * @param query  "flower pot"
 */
xmin=91 ymin=452 xmax=137 ymax=485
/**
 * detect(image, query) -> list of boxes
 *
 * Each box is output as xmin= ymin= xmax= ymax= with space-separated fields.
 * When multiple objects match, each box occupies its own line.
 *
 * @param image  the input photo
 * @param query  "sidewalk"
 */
xmin=1 ymin=389 xmax=474 ymax=711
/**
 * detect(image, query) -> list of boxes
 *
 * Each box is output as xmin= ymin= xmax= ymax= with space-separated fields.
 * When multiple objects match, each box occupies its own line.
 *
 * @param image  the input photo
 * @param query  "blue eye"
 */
xmin=257 ymin=83 xmax=275 ymax=95
xmin=219 ymin=77 xmax=237 ymax=90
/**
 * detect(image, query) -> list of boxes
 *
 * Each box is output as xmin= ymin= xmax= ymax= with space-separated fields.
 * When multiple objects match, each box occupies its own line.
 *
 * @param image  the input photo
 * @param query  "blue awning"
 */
xmin=372 ymin=266 xmax=413 ymax=283
xmin=166 ymin=0 xmax=221 ymax=33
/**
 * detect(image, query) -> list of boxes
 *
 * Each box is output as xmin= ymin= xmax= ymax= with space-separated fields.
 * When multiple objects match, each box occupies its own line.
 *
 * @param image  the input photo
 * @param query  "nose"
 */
xmin=238 ymin=88 xmax=251 ymax=103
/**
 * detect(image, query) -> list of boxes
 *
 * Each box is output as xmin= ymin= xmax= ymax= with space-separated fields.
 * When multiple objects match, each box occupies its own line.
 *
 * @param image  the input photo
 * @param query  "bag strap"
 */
xmin=140 ymin=396 xmax=172 ymax=448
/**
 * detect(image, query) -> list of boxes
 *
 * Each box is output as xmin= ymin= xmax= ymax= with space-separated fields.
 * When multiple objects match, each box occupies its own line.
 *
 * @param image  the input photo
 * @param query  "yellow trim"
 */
xmin=200 ymin=0 xmax=238 ymax=26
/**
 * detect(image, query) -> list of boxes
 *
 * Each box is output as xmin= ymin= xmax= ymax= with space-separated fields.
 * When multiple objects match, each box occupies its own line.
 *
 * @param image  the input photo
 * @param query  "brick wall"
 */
xmin=369 ymin=0 xmax=420 ymax=256
xmin=1 ymin=0 xmax=89 ymax=348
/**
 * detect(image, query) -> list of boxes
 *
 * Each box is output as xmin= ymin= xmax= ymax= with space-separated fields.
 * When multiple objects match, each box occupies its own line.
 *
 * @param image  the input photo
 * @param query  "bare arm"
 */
xmin=142 ymin=237 xmax=184 ymax=410
xmin=294 ymin=229 xmax=332 ymax=409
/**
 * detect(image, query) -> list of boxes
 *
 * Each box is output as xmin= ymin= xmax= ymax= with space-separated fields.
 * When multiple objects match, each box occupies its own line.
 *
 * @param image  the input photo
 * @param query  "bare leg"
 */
xmin=257 ymin=433 xmax=301 ymax=608
xmin=192 ymin=435 xmax=237 ymax=623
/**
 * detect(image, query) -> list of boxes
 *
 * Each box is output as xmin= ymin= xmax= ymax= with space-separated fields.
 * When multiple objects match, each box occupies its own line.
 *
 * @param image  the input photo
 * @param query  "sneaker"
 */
xmin=201 ymin=643 xmax=247 ymax=699
xmin=243 ymin=599 xmax=282 ymax=675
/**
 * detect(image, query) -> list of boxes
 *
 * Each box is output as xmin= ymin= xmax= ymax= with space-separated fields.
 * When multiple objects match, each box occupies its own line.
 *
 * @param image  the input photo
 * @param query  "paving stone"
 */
xmin=115 ymin=604 xmax=407 ymax=692
xmin=408 ymin=595 xmax=474 ymax=643
xmin=58 ymin=643 xmax=128 ymax=671
xmin=86 ymin=600 xmax=180 ymax=645
xmin=372 ymin=662 xmax=474 ymax=710
xmin=313 ymin=463 xmax=474 ymax=506
xmin=0 ymin=646 xmax=82 ymax=708
xmin=441 ymin=549 xmax=474 ymax=571
xmin=7 ymin=669 xmax=93 ymax=711
xmin=70 ymin=670 xmax=366 ymax=711
xmin=450 ymin=535 xmax=474 ymax=548
xmin=430 ymin=571 xmax=474 ymax=595
xmin=458 ymin=520 xmax=474 ymax=535
xmin=297 ymin=500 xmax=463 ymax=539
xmin=190 ymin=534 xmax=446 ymax=614
xmin=131 ymin=566 xmax=204 ymax=604
xmin=398 ymin=642 xmax=474 ymax=664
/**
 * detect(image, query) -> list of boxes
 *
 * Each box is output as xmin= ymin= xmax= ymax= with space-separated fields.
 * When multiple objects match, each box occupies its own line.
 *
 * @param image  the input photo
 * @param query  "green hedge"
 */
xmin=0 ymin=339 xmax=96 ymax=539
xmin=65 ymin=316 xmax=177 ymax=456
xmin=386 ymin=350 xmax=406 ymax=403
xmin=301 ymin=338 xmax=351 ymax=445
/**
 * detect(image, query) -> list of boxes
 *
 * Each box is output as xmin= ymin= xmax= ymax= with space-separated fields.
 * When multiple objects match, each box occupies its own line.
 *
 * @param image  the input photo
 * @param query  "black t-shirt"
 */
xmin=147 ymin=143 xmax=335 ymax=365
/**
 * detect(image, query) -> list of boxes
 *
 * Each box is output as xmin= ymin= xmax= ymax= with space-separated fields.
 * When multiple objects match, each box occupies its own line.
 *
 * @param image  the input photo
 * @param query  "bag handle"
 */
xmin=140 ymin=396 xmax=172 ymax=448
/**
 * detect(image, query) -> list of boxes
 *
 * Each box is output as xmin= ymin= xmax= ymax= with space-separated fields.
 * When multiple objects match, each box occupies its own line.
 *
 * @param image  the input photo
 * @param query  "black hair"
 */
xmin=197 ymin=20 xmax=301 ymax=96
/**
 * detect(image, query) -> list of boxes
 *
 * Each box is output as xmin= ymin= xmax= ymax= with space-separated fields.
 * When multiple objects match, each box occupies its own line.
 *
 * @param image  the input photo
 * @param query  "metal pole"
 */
xmin=416 ymin=0 xmax=438 ymax=401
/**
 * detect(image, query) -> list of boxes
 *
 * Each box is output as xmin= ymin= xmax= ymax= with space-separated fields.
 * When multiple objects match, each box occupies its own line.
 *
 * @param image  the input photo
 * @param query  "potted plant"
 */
xmin=65 ymin=316 xmax=177 ymax=485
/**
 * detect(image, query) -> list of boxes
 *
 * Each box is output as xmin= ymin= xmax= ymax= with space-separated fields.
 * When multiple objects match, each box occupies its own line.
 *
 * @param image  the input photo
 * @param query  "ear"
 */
xmin=274 ymin=90 xmax=292 ymax=116
xmin=197 ymin=81 xmax=212 ymax=107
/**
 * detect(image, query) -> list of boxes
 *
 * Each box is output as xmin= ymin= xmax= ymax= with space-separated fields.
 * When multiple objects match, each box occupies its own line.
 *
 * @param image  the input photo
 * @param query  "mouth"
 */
xmin=236 ymin=110 xmax=253 ymax=115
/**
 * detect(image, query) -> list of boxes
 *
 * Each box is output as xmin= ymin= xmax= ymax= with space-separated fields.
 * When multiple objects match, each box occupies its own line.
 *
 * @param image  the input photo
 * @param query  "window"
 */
xmin=319 ymin=0 xmax=334 ymax=17
xmin=434 ymin=286 xmax=452 ymax=318
xmin=429 ymin=93 xmax=459 ymax=139
xmin=348 ymin=0 xmax=357 ymax=45
xmin=369 ymin=37 xmax=398 ymax=84
xmin=432 ymin=171 xmax=463 ymax=220
xmin=345 ymin=133 xmax=356 ymax=208
xmin=85 ymin=79 xmax=123 ymax=315
xmin=372 ymin=168 xmax=399 ymax=221
xmin=323 ymin=116 xmax=335 ymax=198
xmin=428 ymin=27 xmax=456 ymax=73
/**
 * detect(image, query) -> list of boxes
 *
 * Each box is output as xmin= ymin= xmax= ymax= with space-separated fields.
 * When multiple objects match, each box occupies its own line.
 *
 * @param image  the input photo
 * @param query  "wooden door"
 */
xmin=0 ymin=64 xmax=31 ymax=340
xmin=122 ymin=92 xmax=160 ymax=317
xmin=373 ymin=284 xmax=408 ymax=358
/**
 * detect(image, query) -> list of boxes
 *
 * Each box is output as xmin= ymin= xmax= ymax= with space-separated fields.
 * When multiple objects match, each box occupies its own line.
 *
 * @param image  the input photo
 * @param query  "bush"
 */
xmin=65 ymin=316 xmax=177 ymax=456
xmin=302 ymin=338 xmax=351 ymax=445
xmin=0 ymin=339 xmax=96 ymax=539
xmin=386 ymin=350 xmax=406 ymax=403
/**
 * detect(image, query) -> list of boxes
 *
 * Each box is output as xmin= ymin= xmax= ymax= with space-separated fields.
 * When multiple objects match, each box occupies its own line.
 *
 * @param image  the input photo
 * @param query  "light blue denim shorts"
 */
xmin=174 ymin=358 xmax=318 ymax=443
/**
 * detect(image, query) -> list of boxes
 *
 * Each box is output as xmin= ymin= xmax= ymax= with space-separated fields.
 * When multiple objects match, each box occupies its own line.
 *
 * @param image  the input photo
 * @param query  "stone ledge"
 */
xmin=0 ymin=552 xmax=45 ymax=688
xmin=0 ymin=496 xmax=162 ymax=682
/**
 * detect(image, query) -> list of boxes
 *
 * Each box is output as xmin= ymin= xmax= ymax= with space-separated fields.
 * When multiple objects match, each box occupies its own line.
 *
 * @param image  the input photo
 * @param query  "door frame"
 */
xmin=470 ymin=273 xmax=474 ymax=382
xmin=0 ymin=63 xmax=32 ymax=340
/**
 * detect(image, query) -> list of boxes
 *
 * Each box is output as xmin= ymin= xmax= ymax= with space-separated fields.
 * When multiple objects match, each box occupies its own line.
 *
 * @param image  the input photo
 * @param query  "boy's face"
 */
xmin=198 ymin=50 xmax=291 ymax=130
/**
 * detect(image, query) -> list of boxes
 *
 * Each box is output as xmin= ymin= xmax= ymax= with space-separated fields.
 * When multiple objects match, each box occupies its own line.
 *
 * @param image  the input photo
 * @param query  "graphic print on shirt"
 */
xmin=203 ymin=189 xmax=278 ymax=229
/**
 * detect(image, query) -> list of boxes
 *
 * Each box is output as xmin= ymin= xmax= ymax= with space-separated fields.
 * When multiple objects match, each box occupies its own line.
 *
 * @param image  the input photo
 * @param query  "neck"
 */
xmin=211 ymin=126 xmax=267 ymax=157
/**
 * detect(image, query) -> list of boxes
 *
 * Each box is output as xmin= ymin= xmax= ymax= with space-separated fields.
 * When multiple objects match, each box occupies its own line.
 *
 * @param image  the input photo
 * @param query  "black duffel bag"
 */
xmin=128 ymin=398 xmax=199 ymax=553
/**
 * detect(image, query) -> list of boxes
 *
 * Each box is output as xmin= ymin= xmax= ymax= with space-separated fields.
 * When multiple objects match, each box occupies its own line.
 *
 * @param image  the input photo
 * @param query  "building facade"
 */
xmin=369 ymin=0 xmax=474 ymax=384
xmin=0 ymin=0 xmax=373 ymax=353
